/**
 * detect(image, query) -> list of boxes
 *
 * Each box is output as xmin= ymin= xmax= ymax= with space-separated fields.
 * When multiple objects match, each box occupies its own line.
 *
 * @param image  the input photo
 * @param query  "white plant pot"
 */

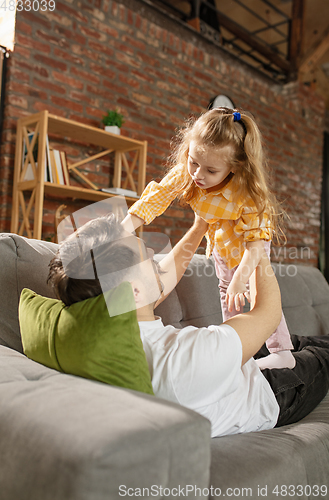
xmin=105 ymin=126 xmax=121 ymax=135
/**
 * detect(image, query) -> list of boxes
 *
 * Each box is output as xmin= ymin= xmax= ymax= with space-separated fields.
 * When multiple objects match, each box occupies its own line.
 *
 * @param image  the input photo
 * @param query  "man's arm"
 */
xmin=121 ymin=213 xmax=145 ymax=232
xmin=155 ymin=214 xmax=208 ymax=307
xmin=224 ymin=250 xmax=282 ymax=365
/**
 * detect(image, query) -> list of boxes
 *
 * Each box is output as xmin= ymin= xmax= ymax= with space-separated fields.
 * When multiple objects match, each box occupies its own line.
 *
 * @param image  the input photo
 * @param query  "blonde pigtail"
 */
xmin=237 ymin=112 xmax=286 ymax=245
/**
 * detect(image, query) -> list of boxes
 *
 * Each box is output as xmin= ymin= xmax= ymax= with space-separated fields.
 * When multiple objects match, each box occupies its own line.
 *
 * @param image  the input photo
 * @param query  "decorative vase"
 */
xmin=105 ymin=126 xmax=120 ymax=135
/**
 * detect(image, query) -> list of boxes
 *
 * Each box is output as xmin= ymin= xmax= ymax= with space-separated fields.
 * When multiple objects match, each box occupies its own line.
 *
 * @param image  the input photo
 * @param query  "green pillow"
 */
xmin=19 ymin=282 xmax=154 ymax=395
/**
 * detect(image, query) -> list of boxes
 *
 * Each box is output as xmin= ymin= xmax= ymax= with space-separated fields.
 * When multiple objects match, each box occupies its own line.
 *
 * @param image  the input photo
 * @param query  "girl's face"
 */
xmin=187 ymin=141 xmax=234 ymax=190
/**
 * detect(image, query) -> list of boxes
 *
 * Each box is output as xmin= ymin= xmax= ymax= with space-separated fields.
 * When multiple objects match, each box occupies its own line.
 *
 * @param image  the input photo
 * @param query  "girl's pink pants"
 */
xmin=213 ymin=241 xmax=293 ymax=353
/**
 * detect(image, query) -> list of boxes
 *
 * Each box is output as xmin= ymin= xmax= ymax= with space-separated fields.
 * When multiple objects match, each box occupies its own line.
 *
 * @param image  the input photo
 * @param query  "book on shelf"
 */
xmin=54 ymin=150 xmax=65 ymax=185
xmin=101 ymin=187 xmax=138 ymax=197
xmin=46 ymin=136 xmax=53 ymax=183
xmin=49 ymin=150 xmax=58 ymax=183
xmin=60 ymin=151 xmax=70 ymax=185
xmin=49 ymin=149 xmax=70 ymax=185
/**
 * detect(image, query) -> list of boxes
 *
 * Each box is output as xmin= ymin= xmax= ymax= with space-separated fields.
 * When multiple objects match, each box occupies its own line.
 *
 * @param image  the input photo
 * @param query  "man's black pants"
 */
xmin=256 ymin=335 xmax=329 ymax=427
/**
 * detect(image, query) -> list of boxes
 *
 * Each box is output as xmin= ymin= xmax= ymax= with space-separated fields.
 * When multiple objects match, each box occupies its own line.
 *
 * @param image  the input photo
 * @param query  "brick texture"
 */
xmin=0 ymin=0 xmax=325 ymax=266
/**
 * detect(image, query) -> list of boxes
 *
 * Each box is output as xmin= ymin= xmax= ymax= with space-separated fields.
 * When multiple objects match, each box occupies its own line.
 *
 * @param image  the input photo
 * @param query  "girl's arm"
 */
xmin=122 ymin=166 xmax=184 ymax=233
xmin=226 ymin=240 xmax=265 ymax=313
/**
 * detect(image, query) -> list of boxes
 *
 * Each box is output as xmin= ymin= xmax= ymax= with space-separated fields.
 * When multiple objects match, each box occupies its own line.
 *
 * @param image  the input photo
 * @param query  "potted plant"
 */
xmin=102 ymin=109 xmax=124 ymax=135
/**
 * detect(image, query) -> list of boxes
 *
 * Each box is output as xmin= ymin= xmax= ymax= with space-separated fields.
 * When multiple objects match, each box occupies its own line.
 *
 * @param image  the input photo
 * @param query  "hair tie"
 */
xmin=233 ymin=111 xmax=241 ymax=122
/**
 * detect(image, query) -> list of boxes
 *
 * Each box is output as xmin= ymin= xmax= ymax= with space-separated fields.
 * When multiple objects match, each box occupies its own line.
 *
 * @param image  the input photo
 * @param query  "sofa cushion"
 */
xmin=0 ymin=234 xmax=58 ymax=352
xmin=19 ymin=283 xmax=154 ymax=395
xmin=0 ymin=345 xmax=211 ymax=500
xmin=209 ymin=391 xmax=329 ymax=494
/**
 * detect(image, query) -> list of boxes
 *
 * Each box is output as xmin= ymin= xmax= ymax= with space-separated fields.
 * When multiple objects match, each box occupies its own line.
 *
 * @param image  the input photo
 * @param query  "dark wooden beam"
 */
xmin=189 ymin=0 xmax=201 ymax=19
xmin=288 ymin=0 xmax=305 ymax=79
xmin=213 ymin=9 xmax=290 ymax=73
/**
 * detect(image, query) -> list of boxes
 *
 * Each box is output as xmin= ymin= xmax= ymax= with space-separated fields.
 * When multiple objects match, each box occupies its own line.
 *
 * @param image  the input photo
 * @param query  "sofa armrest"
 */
xmin=0 ymin=233 xmax=58 ymax=352
xmin=0 ymin=346 xmax=211 ymax=500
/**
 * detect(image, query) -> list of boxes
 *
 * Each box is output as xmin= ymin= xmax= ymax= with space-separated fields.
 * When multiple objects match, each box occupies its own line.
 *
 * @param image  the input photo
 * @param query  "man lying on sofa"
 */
xmin=47 ymin=213 xmax=329 ymax=438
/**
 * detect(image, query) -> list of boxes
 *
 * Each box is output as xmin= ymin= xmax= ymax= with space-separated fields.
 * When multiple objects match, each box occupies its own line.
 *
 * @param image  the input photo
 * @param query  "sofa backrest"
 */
xmin=156 ymin=254 xmax=329 ymax=338
xmin=0 ymin=234 xmax=58 ymax=352
xmin=272 ymin=262 xmax=329 ymax=337
xmin=155 ymin=254 xmax=223 ymax=328
xmin=1 ymin=233 xmax=329 ymax=353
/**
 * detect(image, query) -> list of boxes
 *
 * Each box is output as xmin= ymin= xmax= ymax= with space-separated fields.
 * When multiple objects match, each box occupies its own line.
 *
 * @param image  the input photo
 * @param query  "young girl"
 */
xmin=122 ymin=107 xmax=295 ymax=370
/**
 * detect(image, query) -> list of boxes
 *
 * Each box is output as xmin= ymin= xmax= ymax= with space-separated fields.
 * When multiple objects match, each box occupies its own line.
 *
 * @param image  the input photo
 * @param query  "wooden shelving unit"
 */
xmin=11 ymin=111 xmax=147 ymax=240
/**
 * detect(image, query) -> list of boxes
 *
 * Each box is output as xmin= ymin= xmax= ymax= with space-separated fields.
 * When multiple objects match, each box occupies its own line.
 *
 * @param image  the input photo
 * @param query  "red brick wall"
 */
xmin=0 ymin=0 xmax=325 ymax=266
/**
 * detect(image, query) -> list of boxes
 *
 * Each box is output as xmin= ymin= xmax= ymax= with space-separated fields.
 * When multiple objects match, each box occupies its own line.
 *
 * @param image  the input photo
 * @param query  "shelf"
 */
xmin=43 ymin=183 xmax=139 ymax=203
xmin=11 ymin=111 xmax=147 ymax=240
xmin=17 ymin=181 xmax=139 ymax=203
xmin=46 ymin=113 xmax=144 ymax=152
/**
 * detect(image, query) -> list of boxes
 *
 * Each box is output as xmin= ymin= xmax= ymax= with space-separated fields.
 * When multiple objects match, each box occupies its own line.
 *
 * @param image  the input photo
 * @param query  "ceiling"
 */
xmin=149 ymin=0 xmax=329 ymax=108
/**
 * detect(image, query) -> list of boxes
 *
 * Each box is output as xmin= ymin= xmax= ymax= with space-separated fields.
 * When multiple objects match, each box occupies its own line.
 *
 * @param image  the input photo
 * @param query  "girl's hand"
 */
xmin=226 ymin=279 xmax=250 ymax=313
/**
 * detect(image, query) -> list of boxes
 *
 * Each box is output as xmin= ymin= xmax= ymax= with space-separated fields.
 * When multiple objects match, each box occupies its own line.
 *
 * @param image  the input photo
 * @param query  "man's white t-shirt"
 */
xmin=139 ymin=318 xmax=280 ymax=438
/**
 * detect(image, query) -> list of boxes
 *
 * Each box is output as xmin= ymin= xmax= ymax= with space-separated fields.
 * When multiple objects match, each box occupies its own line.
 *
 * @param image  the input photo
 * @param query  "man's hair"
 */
xmin=47 ymin=214 xmax=141 ymax=306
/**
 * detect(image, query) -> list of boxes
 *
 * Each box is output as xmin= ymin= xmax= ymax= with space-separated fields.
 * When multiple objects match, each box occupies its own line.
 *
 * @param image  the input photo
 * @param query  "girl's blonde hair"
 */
xmin=167 ymin=107 xmax=285 ymax=244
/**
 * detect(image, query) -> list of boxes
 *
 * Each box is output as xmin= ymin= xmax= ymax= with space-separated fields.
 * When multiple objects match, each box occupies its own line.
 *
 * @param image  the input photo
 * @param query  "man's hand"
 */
xmin=226 ymin=278 xmax=250 ymax=312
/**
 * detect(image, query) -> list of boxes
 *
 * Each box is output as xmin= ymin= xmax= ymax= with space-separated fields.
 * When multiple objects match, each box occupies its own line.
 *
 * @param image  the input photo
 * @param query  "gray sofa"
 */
xmin=0 ymin=232 xmax=329 ymax=500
